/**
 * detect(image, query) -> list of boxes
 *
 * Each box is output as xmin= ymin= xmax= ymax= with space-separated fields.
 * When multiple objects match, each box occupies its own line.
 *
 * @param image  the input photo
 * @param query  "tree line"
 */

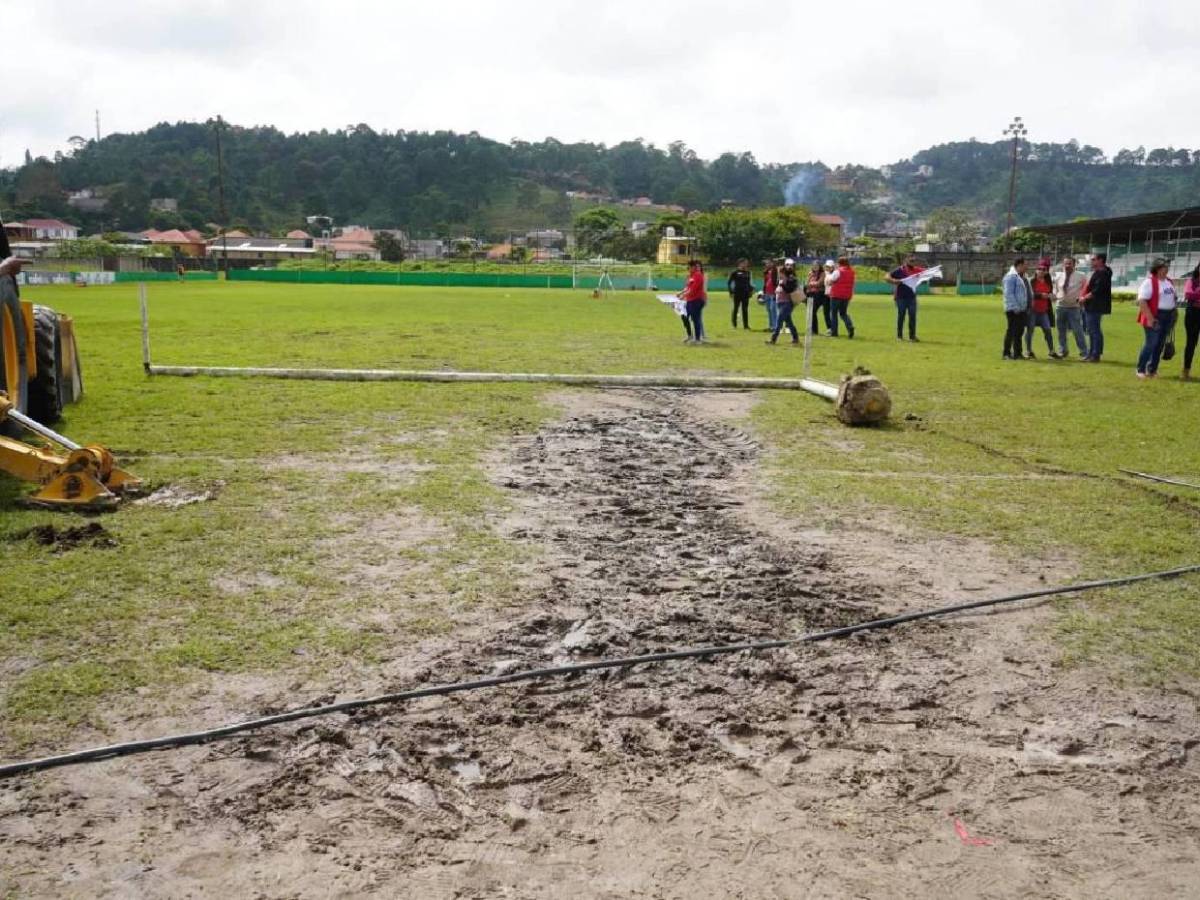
xmin=4 ymin=123 xmax=1200 ymax=238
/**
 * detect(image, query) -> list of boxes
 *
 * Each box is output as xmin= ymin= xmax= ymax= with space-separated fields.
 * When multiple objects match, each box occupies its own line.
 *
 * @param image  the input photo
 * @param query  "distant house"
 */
xmin=657 ymin=235 xmax=702 ymax=266
xmin=812 ymin=214 xmax=847 ymax=246
xmin=208 ymin=236 xmax=317 ymax=263
xmin=631 ymin=221 xmax=651 ymax=236
xmin=530 ymin=247 xmax=565 ymax=262
xmin=633 ymin=196 xmax=653 ymax=207
xmin=150 ymin=198 xmax=179 ymax=213
xmin=143 ymin=228 xmax=206 ymax=257
xmin=321 ymin=227 xmax=381 ymax=261
xmin=406 ymin=238 xmax=446 ymax=260
xmin=525 ymin=229 xmax=564 ymax=247
xmin=67 ymin=189 xmax=108 ymax=213
xmin=24 ymin=219 xmax=79 ymax=240
xmin=3 ymin=221 xmax=36 ymax=242
xmin=486 ymin=243 xmax=514 ymax=261
xmin=916 ymin=165 xmax=934 ymax=178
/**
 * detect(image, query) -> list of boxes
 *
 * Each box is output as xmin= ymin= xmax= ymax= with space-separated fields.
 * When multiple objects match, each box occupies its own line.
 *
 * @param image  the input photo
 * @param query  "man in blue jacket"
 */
xmin=1002 ymin=258 xmax=1031 ymax=359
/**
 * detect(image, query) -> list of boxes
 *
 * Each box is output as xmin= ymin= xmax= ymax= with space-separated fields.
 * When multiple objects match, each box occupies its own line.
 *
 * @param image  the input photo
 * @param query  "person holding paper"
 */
xmin=886 ymin=254 xmax=924 ymax=342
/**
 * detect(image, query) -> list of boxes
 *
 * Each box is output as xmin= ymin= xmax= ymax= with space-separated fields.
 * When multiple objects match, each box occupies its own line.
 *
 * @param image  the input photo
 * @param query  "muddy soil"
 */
xmin=13 ymin=521 xmax=116 ymax=552
xmin=2 ymin=390 xmax=1198 ymax=898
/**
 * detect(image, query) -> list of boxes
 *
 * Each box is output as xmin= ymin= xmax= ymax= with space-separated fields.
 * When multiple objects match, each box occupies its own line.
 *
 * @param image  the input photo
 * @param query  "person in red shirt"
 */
xmin=1026 ymin=258 xmax=1057 ymax=359
xmin=677 ymin=259 xmax=708 ymax=344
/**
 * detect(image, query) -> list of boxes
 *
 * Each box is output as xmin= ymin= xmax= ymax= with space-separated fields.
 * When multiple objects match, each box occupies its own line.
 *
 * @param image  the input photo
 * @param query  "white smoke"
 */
xmin=783 ymin=170 xmax=821 ymax=206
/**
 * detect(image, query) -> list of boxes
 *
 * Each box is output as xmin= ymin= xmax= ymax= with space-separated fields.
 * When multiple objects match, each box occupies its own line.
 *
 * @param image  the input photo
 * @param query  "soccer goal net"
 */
xmin=571 ymin=262 xmax=655 ymax=294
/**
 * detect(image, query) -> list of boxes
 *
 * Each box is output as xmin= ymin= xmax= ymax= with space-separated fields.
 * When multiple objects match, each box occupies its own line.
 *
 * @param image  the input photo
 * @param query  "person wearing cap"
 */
xmin=1080 ymin=252 xmax=1113 ymax=362
xmin=1053 ymin=256 xmax=1088 ymax=359
xmin=1134 ymin=258 xmax=1178 ymax=379
xmin=825 ymin=256 xmax=856 ymax=338
xmin=1026 ymin=259 xmax=1057 ymax=359
xmin=804 ymin=261 xmax=831 ymax=335
xmin=886 ymin=253 xmax=924 ymax=341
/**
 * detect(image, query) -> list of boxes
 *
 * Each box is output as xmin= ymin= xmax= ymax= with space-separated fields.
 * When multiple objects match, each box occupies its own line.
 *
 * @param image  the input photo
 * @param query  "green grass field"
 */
xmin=2 ymin=281 xmax=1197 ymax=748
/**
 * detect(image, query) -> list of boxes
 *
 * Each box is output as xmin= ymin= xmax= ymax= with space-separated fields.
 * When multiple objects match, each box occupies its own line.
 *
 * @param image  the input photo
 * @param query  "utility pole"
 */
xmin=94 ymin=110 xmax=101 ymax=143
xmin=1003 ymin=116 xmax=1028 ymax=240
xmin=212 ymin=116 xmax=229 ymax=280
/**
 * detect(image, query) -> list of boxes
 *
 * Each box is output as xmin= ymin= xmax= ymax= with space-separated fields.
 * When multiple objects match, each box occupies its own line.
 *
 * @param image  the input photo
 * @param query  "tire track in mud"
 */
xmin=208 ymin=392 xmax=886 ymax=860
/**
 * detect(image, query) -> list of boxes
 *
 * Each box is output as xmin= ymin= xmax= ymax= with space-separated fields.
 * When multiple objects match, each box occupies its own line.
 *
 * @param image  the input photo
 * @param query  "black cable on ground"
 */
xmin=2 ymin=564 xmax=1198 ymax=780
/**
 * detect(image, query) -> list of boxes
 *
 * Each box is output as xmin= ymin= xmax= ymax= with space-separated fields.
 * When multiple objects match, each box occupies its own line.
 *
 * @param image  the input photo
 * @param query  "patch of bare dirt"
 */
xmin=13 ymin=521 xmax=116 ymax=552
xmin=134 ymin=481 xmax=225 ymax=508
xmin=1 ymin=390 xmax=1197 ymax=898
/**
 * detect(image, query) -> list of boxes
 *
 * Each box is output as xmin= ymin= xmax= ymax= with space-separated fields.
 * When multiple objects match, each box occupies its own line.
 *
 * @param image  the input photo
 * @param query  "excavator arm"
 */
xmin=0 ymin=392 xmax=140 ymax=509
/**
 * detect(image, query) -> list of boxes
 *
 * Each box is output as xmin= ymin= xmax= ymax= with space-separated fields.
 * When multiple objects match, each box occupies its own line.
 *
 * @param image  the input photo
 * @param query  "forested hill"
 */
xmin=4 ymin=121 xmax=1200 ymax=236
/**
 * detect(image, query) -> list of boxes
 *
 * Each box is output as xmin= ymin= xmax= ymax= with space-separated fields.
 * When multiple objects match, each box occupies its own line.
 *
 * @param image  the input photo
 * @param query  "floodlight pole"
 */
xmin=1003 ymin=116 xmax=1028 ymax=240
xmin=213 ymin=115 xmax=229 ymax=280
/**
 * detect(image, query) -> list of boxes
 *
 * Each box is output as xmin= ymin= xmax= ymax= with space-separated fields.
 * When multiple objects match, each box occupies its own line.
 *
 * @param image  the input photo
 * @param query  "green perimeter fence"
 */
xmin=115 ymin=271 xmax=219 ymax=283
xmin=227 ymin=268 xmax=924 ymax=294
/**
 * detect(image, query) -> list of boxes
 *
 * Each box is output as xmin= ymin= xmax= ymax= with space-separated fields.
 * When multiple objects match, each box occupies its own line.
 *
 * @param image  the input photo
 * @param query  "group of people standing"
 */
xmin=696 ymin=257 xmax=857 ymax=346
xmin=1001 ymin=252 xmax=1200 ymax=379
xmin=1001 ymin=254 xmax=1112 ymax=362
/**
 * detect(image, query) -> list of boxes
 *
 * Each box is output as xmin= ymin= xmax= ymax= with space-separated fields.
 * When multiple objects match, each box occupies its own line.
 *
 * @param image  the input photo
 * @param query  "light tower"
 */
xmin=1003 ymin=116 xmax=1028 ymax=239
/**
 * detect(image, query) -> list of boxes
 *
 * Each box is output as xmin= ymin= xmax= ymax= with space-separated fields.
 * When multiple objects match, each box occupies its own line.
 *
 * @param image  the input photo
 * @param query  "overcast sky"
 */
xmin=5 ymin=0 xmax=1198 ymax=171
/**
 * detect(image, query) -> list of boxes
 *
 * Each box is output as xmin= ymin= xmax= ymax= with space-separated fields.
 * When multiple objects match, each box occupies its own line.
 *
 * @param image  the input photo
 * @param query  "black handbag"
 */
xmin=1163 ymin=316 xmax=1177 ymax=361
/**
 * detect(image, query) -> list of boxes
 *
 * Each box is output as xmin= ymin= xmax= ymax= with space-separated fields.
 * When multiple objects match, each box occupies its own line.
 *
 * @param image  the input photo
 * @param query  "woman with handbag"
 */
xmin=1135 ymin=259 xmax=1178 ymax=379
xmin=1182 ymin=263 xmax=1200 ymax=381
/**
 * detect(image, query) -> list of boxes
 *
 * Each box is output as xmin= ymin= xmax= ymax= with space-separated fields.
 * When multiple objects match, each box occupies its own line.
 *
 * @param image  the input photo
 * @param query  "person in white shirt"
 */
xmin=1053 ymin=256 xmax=1088 ymax=359
xmin=1135 ymin=259 xmax=1178 ymax=379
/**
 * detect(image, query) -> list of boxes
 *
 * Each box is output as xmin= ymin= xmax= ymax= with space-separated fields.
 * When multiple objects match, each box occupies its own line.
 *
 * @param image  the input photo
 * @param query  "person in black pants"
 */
xmin=1182 ymin=263 xmax=1200 ymax=380
xmin=727 ymin=258 xmax=755 ymax=330
xmin=766 ymin=261 xmax=800 ymax=344
xmin=804 ymin=262 xmax=830 ymax=334
xmin=1001 ymin=258 xmax=1031 ymax=359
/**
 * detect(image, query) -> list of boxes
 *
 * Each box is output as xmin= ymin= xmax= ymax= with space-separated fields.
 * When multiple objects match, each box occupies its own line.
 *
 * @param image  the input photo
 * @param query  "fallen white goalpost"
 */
xmin=137 ymin=286 xmax=889 ymax=423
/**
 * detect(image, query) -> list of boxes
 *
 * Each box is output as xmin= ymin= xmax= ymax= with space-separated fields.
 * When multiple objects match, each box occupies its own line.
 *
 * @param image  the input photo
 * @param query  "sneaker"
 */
xmin=765 ymin=339 xmax=776 ymax=345
xmin=909 ymin=336 xmax=920 ymax=342
xmin=848 ymin=328 xmax=855 ymax=339
xmin=1026 ymin=351 xmax=1036 ymax=359
xmin=683 ymin=337 xmax=694 ymax=344
xmin=1136 ymin=372 xmax=1148 ymax=379
xmin=897 ymin=335 xmax=905 ymax=341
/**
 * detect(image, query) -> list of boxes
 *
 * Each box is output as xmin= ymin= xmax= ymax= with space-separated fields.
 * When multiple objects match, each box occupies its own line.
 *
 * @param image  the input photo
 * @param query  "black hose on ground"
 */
xmin=2 ymin=564 xmax=1198 ymax=780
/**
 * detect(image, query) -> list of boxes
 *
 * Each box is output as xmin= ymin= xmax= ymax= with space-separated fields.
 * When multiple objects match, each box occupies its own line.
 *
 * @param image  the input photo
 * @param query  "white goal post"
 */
xmin=571 ymin=262 xmax=655 ymax=294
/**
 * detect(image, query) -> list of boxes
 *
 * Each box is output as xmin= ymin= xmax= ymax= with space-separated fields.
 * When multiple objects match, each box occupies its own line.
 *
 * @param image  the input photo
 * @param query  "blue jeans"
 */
xmin=685 ymin=300 xmax=706 ymax=341
xmin=1056 ymin=306 xmax=1087 ymax=356
xmin=771 ymin=302 xmax=798 ymax=342
xmin=765 ymin=295 xmax=778 ymax=332
xmin=895 ymin=295 xmax=917 ymax=338
xmin=1025 ymin=311 xmax=1053 ymax=353
xmin=1137 ymin=309 xmax=1177 ymax=374
xmin=830 ymin=299 xmax=854 ymax=336
xmin=1084 ymin=309 xmax=1106 ymax=359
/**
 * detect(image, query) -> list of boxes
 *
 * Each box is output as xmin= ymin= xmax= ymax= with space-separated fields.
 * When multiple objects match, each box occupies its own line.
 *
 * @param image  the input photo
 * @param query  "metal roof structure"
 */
xmin=1027 ymin=206 xmax=1200 ymax=241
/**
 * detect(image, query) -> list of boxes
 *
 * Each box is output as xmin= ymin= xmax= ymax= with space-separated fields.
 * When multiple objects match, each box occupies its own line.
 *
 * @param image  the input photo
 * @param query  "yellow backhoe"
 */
xmin=1 ymin=274 xmax=139 ymax=508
